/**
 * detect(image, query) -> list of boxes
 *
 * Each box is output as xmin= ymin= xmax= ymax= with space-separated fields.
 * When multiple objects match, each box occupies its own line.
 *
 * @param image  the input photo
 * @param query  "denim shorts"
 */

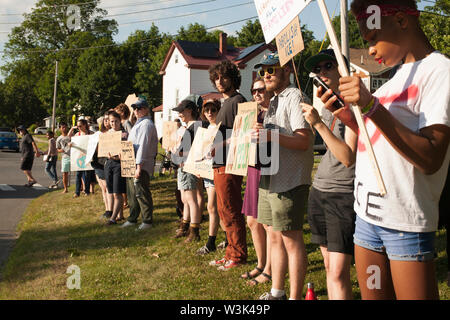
xmin=177 ymin=169 xmax=198 ymax=191
xmin=353 ymin=215 xmax=435 ymax=262
xmin=61 ymin=157 xmax=70 ymax=173
xmin=203 ymin=178 xmax=214 ymax=189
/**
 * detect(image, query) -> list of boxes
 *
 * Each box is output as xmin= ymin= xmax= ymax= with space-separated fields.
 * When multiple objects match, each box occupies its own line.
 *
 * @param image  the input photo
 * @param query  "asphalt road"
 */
xmin=0 ymin=149 xmax=69 ymax=278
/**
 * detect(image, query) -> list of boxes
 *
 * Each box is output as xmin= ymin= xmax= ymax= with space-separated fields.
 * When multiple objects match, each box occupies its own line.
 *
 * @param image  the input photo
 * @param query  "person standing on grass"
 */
xmin=301 ymin=49 xmax=358 ymax=300
xmin=196 ymin=99 xmax=227 ymax=255
xmin=240 ymin=77 xmax=273 ymax=286
xmin=207 ymin=60 xmax=248 ymax=271
xmin=93 ymin=114 xmax=113 ymax=220
xmin=253 ymin=53 xmax=314 ymax=300
xmin=43 ymin=130 xmax=59 ymax=189
xmin=121 ymin=99 xmax=158 ymax=231
xmin=330 ymin=0 xmax=449 ymax=300
xmin=104 ymin=111 xmax=128 ymax=225
xmin=171 ymin=99 xmax=203 ymax=243
xmin=68 ymin=119 xmax=93 ymax=198
xmin=17 ymin=125 xmax=41 ymax=187
xmin=56 ymin=122 xmax=71 ymax=193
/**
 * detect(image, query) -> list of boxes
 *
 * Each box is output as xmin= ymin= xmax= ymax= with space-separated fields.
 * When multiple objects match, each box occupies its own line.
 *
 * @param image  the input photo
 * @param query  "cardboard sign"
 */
xmin=120 ymin=141 xmax=136 ymax=178
xmin=225 ymin=102 xmax=258 ymax=176
xmin=70 ymin=135 xmax=93 ymax=171
xmin=276 ymin=16 xmax=304 ymax=67
xmin=183 ymin=123 xmax=221 ymax=180
xmin=162 ymin=121 xmax=179 ymax=150
xmin=254 ymin=0 xmax=312 ymax=43
xmin=124 ymin=94 xmax=139 ymax=120
xmin=98 ymin=131 xmax=122 ymax=157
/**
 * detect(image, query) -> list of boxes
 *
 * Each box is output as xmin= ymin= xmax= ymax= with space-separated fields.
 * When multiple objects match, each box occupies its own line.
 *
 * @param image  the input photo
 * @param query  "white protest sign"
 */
xmin=254 ymin=0 xmax=312 ymax=43
xmin=85 ymin=131 xmax=100 ymax=164
xmin=70 ymin=135 xmax=93 ymax=171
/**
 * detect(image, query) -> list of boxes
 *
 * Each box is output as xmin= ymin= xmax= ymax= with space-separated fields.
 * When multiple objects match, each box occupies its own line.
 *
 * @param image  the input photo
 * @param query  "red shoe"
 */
xmin=217 ymin=260 xmax=240 ymax=271
xmin=209 ymin=257 xmax=227 ymax=267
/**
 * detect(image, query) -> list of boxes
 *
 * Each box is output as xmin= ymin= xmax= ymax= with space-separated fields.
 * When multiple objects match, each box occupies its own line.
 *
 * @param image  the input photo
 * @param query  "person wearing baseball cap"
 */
xmin=304 ymin=48 xmax=349 ymax=74
xmin=253 ymin=52 xmax=314 ymax=300
xmin=121 ymin=99 xmax=158 ymax=231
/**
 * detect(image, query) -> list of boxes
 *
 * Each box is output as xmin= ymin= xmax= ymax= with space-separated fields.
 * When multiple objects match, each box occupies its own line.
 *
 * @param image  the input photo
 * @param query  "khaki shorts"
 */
xmin=257 ymin=177 xmax=309 ymax=232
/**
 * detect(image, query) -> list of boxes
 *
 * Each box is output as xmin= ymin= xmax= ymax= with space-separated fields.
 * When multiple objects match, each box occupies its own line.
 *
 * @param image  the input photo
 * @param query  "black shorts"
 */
xmin=20 ymin=157 xmax=34 ymax=171
xmin=104 ymin=160 xmax=126 ymax=194
xmin=307 ymin=187 xmax=356 ymax=255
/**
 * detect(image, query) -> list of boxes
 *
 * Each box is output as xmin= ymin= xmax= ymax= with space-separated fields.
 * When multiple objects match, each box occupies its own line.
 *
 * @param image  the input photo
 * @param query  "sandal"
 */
xmin=24 ymin=180 xmax=36 ymax=187
xmin=240 ymin=267 xmax=263 ymax=280
xmin=247 ymin=272 xmax=272 ymax=286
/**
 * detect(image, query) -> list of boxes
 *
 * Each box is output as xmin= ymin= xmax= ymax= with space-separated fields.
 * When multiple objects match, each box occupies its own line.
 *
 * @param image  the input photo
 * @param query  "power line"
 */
xmin=0 ymin=16 xmax=258 ymax=55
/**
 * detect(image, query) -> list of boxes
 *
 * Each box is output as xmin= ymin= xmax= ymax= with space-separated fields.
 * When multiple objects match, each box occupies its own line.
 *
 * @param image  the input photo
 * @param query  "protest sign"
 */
xmin=124 ymin=94 xmax=139 ymax=120
xmin=85 ymin=131 xmax=100 ymax=164
xmin=98 ymin=131 xmax=122 ymax=157
xmin=183 ymin=123 xmax=221 ymax=180
xmin=162 ymin=121 xmax=179 ymax=150
xmin=120 ymin=141 xmax=136 ymax=178
xmin=225 ymin=102 xmax=258 ymax=176
xmin=254 ymin=0 xmax=312 ymax=43
xmin=70 ymin=135 xmax=93 ymax=171
xmin=276 ymin=16 xmax=304 ymax=67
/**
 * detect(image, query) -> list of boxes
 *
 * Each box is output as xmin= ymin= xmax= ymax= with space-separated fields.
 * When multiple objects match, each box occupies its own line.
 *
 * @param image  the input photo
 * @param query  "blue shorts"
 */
xmin=61 ymin=157 xmax=70 ymax=173
xmin=353 ymin=215 xmax=435 ymax=262
xmin=203 ymin=178 xmax=214 ymax=189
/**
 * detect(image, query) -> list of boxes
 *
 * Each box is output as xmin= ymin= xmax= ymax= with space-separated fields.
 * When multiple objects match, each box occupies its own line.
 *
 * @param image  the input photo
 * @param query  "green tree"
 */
xmin=420 ymin=0 xmax=449 ymax=56
xmin=235 ymin=19 xmax=267 ymax=47
xmin=330 ymin=13 xmax=367 ymax=49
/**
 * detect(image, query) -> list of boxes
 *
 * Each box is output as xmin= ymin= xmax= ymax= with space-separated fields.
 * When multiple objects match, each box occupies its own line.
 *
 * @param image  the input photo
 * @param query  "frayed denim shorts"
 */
xmin=353 ymin=215 xmax=435 ymax=262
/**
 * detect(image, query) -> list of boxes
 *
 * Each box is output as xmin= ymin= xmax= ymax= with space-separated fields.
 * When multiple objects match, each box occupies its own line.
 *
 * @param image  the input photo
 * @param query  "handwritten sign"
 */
xmin=70 ymin=135 xmax=93 ymax=171
xmin=98 ymin=131 xmax=122 ymax=157
xmin=120 ymin=141 xmax=136 ymax=178
xmin=183 ymin=123 xmax=221 ymax=180
xmin=276 ymin=16 xmax=304 ymax=67
xmin=162 ymin=121 xmax=179 ymax=150
xmin=225 ymin=102 xmax=258 ymax=176
xmin=254 ymin=0 xmax=312 ymax=43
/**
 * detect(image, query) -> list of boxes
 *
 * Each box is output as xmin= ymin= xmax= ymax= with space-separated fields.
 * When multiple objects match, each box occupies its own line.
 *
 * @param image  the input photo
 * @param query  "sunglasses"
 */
xmin=257 ymin=66 xmax=282 ymax=77
xmin=204 ymin=107 xmax=218 ymax=113
xmin=251 ymin=88 xmax=265 ymax=95
xmin=313 ymin=61 xmax=335 ymax=74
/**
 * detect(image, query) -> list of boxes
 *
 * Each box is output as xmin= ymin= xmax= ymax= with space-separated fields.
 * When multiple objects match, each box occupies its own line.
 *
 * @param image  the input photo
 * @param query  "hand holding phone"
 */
xmin=313 ymin=76 xmax=345 ymax=110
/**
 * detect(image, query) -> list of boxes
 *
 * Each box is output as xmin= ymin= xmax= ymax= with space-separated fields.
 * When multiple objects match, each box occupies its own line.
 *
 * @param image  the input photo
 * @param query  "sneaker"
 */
xmin=217 ymin=260 xmax=240 ymax=271
xmin=258 ymin=292 xmax=287 ymax=300
xmin=120 ymin=221 xmax=137 ymax=228
xmin=196 ymin=245 xmax=215 ymax=255
xmin=209 ymin=257 xmax=227 ymax=267
xmin=217 ymin=241 xmax=227 ymax=250
xmin=136 ymin=223 xmax=152 ymax=231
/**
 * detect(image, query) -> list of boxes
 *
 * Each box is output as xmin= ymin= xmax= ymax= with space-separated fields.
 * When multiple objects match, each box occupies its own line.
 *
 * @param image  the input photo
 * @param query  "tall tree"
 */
xmin=419 ymin=0 xmax=449 ymax=56
xmin=235 ymin=19 xmax=267 ymax=47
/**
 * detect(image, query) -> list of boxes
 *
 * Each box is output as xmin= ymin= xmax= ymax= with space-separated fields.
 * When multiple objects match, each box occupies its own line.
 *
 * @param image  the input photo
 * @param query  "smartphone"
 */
xmin=312 ymin=76 xmax=345 ymax=110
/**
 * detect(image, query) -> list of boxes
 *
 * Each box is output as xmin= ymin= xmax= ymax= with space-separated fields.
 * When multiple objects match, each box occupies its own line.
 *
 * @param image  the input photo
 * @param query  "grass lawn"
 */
xmin=0 ymin=169 xmax=448 ymax=300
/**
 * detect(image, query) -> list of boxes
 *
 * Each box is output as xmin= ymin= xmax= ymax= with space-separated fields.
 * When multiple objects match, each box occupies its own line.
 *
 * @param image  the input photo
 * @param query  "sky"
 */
xmin=0 ymin=0 xmax=431 ymax=78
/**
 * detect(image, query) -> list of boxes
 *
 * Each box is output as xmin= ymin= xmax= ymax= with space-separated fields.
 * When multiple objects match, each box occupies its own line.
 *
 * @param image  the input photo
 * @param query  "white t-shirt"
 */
xmin=354 ymin=51 xmax=450 ymax=232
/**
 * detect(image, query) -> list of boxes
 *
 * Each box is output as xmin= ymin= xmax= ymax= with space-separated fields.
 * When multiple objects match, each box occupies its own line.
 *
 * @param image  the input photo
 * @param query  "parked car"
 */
xmin=34 ymin=126 xmax=49 ymax=134
xmin=0 ymin=130 xmax=20 ymax=152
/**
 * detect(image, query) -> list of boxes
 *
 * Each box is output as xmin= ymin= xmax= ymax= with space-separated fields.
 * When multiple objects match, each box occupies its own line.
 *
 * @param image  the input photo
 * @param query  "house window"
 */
xmin=175 ymin=54 xmax=178 ymax=64
xmin=175 ymin=89 xmax=180 ymax=106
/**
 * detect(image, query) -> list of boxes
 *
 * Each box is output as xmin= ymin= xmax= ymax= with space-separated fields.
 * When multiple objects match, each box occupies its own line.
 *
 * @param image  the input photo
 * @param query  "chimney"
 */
xmin=219 ymin=32 xmax=227 ymax=56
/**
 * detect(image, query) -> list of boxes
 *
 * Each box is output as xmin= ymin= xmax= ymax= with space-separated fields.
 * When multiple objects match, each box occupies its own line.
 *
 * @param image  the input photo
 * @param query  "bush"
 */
xmin=28 ymin=124 xmax=37 ymax=133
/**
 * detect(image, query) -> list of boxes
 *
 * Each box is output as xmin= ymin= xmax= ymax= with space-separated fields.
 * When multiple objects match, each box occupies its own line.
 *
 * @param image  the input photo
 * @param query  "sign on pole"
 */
xmin=98 ymin=131 xmax=122 ymax=157
xmin=120 ymin=141 xmax=136 ymax=178
xmin=225 ymin=102 xmax=258 ymax=176
xmin=70 ymin=135 xmax=93 ymax=171
xmin=276 ymin=16 xmax=304 ymax=67
xmin=254 ymin=0 xmax=312 ymax=43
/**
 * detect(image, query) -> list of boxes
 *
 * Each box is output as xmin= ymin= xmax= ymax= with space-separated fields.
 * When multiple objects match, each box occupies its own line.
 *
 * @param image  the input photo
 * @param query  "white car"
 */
xmin=34 ymin=127 xmax=48 ymax=134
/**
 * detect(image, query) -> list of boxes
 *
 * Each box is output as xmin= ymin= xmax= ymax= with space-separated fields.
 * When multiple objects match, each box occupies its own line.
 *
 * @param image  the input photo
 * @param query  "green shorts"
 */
xmin=61 ymin=157 xmax=70 ymax=173
xmin=257 ymin=177 xmax=309 ymax=232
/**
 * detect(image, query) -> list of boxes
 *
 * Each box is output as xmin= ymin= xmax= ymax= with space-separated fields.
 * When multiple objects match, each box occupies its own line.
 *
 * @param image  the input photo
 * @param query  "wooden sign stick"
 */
xmin=317 ymin=0 xmax=386 ymax=196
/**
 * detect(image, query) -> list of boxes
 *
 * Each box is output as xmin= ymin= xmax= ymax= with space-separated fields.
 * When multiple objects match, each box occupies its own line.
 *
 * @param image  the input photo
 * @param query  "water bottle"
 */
xmin=305 ymin=282 xmax=317 ymax=300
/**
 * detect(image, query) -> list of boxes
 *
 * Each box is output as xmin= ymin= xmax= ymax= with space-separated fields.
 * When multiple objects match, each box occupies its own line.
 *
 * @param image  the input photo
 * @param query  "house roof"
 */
xmin=350 ymin=48 xmax=391 ymax=75
xmin=159 ymin=39 xmax=274 ymax=74
xmin=152 ymin=105 xmax=163 ymax=112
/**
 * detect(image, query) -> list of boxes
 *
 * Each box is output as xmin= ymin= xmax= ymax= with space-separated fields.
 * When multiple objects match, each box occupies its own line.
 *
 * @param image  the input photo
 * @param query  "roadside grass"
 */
xmin=0 ymin=170 xmax=448 ymax=300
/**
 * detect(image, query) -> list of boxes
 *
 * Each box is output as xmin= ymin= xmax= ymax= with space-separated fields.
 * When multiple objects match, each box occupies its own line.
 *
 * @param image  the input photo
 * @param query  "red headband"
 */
xmin=356 ymin=4 xmax=420 ymax=21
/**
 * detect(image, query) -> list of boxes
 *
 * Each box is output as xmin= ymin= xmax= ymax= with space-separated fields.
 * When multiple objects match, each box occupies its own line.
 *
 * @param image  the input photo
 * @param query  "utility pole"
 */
xmin=51 ymin=60 xmax=58 ymax=132
xmin=341 ymin=0 xmax=349 ymax=71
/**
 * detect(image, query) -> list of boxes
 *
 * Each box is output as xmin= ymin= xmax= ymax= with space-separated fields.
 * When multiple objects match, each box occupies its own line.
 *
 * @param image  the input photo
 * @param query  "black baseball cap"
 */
xmin=131 ymin=99 xmax=149 ymax=109
xmin=172 ymin=99 xmax=197 ymax=113
xmin=304 ymin=49 xmax=350 ymax=73
xmin=17 ymin=125 xmax=26 ymax=131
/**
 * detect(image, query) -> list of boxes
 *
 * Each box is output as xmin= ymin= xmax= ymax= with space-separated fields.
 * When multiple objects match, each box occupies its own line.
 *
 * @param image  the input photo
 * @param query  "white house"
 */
xmin=156 ymin=33 xmax=275 ymax=137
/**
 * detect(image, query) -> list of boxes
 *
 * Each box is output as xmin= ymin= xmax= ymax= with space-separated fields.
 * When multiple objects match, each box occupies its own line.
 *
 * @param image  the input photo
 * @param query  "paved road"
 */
xmin=0 ymin=149 xmax=67 ymax=278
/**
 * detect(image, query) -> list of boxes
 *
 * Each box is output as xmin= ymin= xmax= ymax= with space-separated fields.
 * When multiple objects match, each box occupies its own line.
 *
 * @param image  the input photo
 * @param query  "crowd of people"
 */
xmin=15 ymin=0 xmax=449 ymax=300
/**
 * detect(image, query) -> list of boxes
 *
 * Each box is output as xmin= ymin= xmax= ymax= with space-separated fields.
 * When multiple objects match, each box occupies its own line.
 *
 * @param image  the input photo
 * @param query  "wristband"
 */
xmin=361 ymin=97 xmax=375 ymax=114
xmin=363 ymin=97 xmax=380 ymax=119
